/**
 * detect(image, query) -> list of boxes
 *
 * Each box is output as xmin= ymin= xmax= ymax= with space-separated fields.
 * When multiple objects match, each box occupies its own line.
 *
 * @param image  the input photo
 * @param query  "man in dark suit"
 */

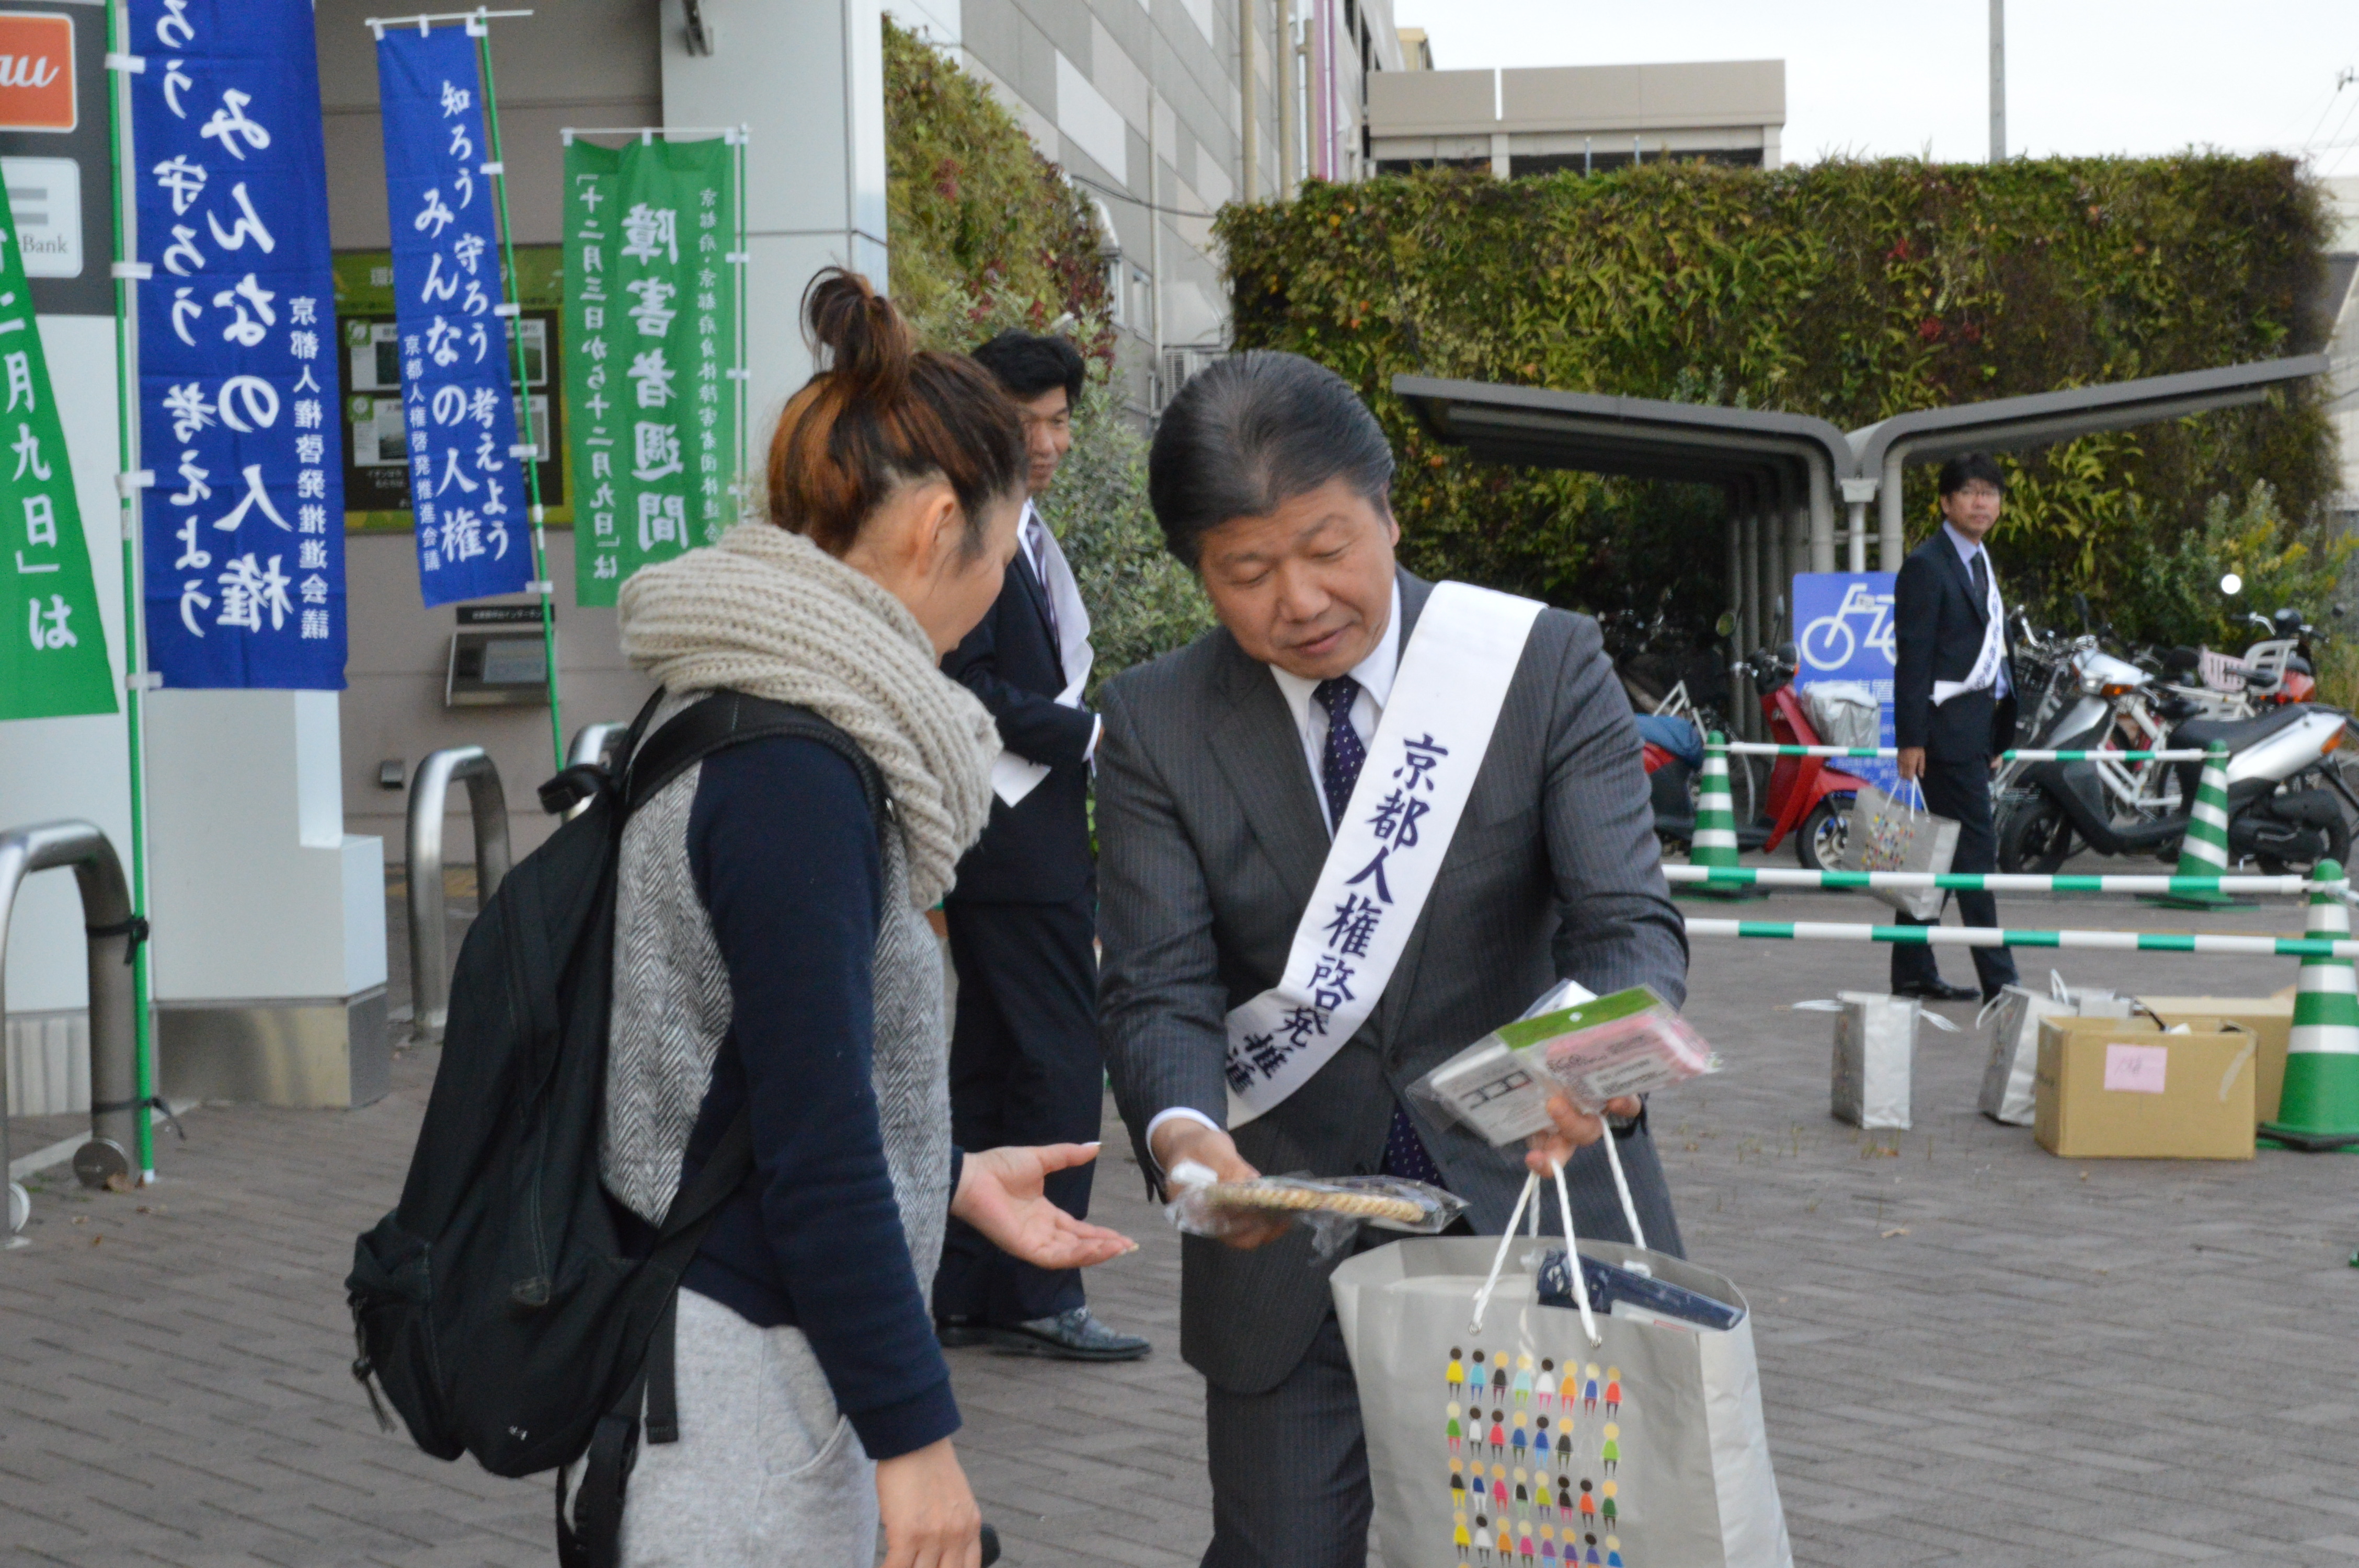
xmin=1891 ymin=450 xmax=2022 ymax=1002
xmin=1097 ymin=352 xmax=1685 ymax=1567
xmin=933 ymin=332 xmax=1149 ymax=1361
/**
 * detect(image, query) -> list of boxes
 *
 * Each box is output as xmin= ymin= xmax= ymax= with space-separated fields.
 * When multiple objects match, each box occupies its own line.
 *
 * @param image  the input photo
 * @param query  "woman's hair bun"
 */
xmin=803 ymin=267 xmax=912 ymax=402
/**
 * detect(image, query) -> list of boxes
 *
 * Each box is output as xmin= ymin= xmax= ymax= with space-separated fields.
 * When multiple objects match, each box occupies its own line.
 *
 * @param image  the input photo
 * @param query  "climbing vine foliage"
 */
xmin=1218 ymin=157 xmax=2338 ymax=647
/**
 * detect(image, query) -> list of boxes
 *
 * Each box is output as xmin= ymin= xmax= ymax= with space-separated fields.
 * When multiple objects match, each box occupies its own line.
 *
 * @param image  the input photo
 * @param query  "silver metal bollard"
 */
xmin=562 ymin=722 xmax=629 ymax=821
xmin=0 ymin=820 xmax=143 ymax=1244
xmin=405 ymin=747 xmax=512 ymax=1044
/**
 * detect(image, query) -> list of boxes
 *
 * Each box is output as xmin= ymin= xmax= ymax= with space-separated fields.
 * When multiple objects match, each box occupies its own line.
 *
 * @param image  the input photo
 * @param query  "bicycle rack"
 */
xmin=1 ymin=820 xmax=143 ymax=1247
xmin=562 ymin=722 xmax=629 ymax=820
xmin=405 ymin=747 xmax=512 ymax=1045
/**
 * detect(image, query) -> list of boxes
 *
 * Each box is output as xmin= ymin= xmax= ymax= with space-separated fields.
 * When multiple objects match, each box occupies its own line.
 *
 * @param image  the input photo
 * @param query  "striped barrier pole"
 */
xmin=1662 ymin=866 xmax=2320 ymax=896
xmin=1683 ymin=917 xmax=2359 ymax=960
xmin=2149 ymin=743 xmax=2235 ymax=910
xmin=1722 ymin=742 xmax=2209 ymax=762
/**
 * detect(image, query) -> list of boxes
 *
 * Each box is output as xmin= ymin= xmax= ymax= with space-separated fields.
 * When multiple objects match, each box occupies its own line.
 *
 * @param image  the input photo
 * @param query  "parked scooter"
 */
xmin=1746 ymin=644 xmax=1872 ymax=870
xmin=1999 ymin=697 xmax=2357 ymax=874
xmin=1639 ymin=710 xmax=1705 ymax=848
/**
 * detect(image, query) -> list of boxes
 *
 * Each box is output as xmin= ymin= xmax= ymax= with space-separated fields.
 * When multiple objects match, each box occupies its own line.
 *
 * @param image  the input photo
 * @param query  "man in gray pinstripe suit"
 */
xmin=1096 ymin=352 xmax=1689 ymax=1567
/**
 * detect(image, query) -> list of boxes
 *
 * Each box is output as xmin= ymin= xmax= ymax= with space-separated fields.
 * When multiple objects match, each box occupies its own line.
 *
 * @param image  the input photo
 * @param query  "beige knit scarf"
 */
xmin=616 ymin=523 xmax=999 ymax=909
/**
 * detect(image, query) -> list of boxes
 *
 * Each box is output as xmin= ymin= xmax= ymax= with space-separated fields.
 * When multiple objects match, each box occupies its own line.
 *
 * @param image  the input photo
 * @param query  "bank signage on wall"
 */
xmin=0 ymin=12 xmax=73 ymax=133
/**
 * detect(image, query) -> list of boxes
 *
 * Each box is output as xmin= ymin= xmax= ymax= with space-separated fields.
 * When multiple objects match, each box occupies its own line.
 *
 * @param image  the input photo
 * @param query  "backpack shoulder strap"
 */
xmin=622 ymin=689 xmax=890 ymax=842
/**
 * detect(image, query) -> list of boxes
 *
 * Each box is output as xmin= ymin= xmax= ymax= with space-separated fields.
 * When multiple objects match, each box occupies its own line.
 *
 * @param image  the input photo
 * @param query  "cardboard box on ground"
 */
xmin=2034 ymin=1017 xmax=2258 ymax=1160
xmin=2138 ymin=995 xmax=2294 ymax=1122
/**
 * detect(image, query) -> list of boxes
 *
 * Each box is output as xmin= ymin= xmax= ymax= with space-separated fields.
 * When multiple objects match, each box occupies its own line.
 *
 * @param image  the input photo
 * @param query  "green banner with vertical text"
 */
xmin=564 ymin=136 xmax=741 ymax=606
xmin=0 ymin=191 xmax=113 ymax=720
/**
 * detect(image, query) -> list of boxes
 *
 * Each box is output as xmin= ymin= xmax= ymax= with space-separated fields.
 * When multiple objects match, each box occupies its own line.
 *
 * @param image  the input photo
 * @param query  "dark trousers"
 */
xmin=933 ymin=894 xmax=1102 ymax=1325
xmin=1203 ymin=1314 xmax=1371 ymax=1568
xmin=1891 ymin=754 xmax=2020 ymax=997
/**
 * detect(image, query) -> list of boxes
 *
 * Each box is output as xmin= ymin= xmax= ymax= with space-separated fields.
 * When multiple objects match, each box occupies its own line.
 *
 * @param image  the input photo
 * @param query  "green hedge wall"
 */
xmin=1218 ymin=158 xmax=2340 ymax=648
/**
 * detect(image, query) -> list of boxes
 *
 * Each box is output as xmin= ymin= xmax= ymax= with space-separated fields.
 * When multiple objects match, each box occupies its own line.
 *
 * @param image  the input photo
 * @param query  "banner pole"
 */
xmin=735 ymin=126 xmax=748 ymax=526
xmin=105 ymin=0 xmax=157 ymax=1181
xmin=472 ymin=15 xmax=563 ymax=771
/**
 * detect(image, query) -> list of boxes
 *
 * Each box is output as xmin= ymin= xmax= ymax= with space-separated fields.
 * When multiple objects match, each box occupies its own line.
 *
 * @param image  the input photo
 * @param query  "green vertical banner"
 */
xmin=565 ymin=136 xmax=742 ymax=606
xmin=0 ymin=197 xmax=113 ymax=719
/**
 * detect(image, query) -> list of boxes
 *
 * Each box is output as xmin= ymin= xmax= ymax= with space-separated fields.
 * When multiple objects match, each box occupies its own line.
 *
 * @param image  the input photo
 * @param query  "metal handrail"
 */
xmin=405 ymin=747 xmax=512 ymax=1044
xmin=562 ymin=722 xmax=628 ymax=821
xmin=1 ymin=820 xmax=141 ymax=1246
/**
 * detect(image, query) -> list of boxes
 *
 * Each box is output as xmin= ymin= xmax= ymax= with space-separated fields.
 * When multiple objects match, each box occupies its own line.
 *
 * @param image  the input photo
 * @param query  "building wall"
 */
xmin=1368 ymin=60 xmax=1785 ymax=178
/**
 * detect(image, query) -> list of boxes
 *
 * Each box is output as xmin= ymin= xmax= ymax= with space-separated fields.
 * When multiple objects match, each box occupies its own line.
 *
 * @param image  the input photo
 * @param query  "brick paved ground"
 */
xmin=7 ymin=868 xmax=2359 ymax=1567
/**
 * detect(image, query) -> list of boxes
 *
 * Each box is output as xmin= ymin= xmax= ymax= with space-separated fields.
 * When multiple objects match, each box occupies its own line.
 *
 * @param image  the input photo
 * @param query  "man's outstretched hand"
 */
xmin=1524 ymin=1093 xmax=1642 ymax=1177
xmin=951 ymin=1144 xmax=1137 ymax=1270
xmin=1147 ymin=1120 xmax=1294 ymax=1250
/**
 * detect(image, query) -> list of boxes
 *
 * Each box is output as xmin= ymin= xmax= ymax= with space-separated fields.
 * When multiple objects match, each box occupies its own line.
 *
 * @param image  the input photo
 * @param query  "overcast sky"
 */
xmin=1387 ymin=1 xmax=2359 ymax=177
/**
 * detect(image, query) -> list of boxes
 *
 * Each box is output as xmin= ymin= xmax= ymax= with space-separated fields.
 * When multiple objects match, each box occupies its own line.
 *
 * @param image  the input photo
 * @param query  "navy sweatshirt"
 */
xmin=616 ymin=735 xmax=961 ymax=1461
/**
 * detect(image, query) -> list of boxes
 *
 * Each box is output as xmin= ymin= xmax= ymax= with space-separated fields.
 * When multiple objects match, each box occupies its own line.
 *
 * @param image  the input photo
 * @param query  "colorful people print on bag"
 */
xmin=1600 ymin=1424 xmax=1621 ymax=1477
xmin=1441 ymin=1345 xmax=1632 ymax=1568
xmin=1449 ymin=1347 xmax=1466 ymax=1398
xmin=1577 ymin=1479 xmax=1597 ymax=1527
xmin=1537 ymin=1358 xmax=1556 ymax=1408
xmin=1605 ymin=1534 xmax=1624 ymax=1568
xmin=1492 ymin=1358 xmax=1510 ymax=1401
xmin=1490 ymin=1411 xmax=1508 ymax=1459
xmin=1447 ymin=1401 xmax=1464 ymax=1454
xmin=1583 ymin=1363 xmax=1601 ymax=1413
xmin=1511 ymin=1410 xmax=1530 ymax=1462
xmin=1559 ymin=1363 xmax=1580 ymax=1406
xmin=1450 ymin=1457 xmax=1467 ymax=1506
xmin=1455 ymin=1511 xmax=1472 ymax=1559
xmin=1514 ymin=1353 xmax=1536 ymax=1405
xmin=1599 ymin=1480 xmax=1618 ymax=1527
xmin=1604 ymin=1367 xmax=1622 ymax=1417
xmin=1475 ymin=1514 xmax=1491 ymax=1564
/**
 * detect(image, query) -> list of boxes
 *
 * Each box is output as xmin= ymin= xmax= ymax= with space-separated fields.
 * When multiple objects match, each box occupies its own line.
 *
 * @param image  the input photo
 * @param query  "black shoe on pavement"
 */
xmin=1892 ymin=978 xmax=1978 ymax=1002
xmin=988 ymin=1307 xmax=1151 ymax=1362
xmin=935 ymin=1315 xmax=993 ymax=1348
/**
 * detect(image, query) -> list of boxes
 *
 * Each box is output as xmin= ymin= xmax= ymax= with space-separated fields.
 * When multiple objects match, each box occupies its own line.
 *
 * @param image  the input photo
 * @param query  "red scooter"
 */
xmin=1747 ymin=645 xmax=1870 ymax=869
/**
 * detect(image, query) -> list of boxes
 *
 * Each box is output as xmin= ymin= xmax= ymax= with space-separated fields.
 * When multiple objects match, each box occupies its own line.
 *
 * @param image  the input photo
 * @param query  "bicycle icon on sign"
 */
xmin=1799 ymin=581 xmax=1896 ymax=671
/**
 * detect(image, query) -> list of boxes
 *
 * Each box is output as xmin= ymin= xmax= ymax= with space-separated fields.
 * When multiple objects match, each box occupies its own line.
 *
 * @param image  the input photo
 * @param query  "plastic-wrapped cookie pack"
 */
xmin=1163 ymin=1165 xmax=1468 ymax=1260
xmin=1411 ymin=983 xmax=1720 ymax=1146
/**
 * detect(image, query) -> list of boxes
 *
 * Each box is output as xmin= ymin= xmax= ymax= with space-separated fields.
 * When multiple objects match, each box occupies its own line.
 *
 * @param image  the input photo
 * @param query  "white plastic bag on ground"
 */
xmin=1801 ymin=991 xmax=1958 ymax=1131
xmin=1839 ymin=781 xmax=1961 ymax=920
xmin=1332 ymin=1148 xmax=1792 ymax=1568
xmin=1975 ymin=971 xmax=2137 ymax=1125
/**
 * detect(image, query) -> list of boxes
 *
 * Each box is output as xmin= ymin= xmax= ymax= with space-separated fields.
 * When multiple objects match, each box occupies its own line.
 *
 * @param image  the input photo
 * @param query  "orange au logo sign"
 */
xmin=0 ymin=14 xmax=73 ymax=134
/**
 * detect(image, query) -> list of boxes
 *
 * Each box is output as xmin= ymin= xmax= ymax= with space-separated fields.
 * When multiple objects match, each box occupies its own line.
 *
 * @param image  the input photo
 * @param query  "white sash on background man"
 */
xmin=991 ymin=501 xmax=1095 ymax=807
xmin=1225 ymin=582 xmax=1545 ymax=1125
xmin=1932 ymin=549 xmax=2005 ymax=708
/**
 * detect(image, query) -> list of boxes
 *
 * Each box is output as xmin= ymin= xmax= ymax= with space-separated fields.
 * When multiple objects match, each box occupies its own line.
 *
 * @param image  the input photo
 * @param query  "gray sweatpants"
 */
xmin=616 ymin=1288 xmax=878 ymax=1567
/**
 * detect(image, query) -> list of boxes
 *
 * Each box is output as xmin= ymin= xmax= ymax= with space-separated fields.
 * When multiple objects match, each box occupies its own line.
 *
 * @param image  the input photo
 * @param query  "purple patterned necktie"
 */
xmin=1312 ymin=674 xmax=1445 ymax=1188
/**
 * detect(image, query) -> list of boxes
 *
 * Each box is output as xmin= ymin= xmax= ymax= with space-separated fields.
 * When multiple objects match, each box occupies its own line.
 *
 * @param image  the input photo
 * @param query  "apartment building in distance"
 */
xmin=1369 ymin=59 xmax=1785 ymax=179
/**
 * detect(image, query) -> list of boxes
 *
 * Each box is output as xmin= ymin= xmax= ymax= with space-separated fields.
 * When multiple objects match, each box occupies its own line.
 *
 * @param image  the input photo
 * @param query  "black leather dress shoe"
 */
xmin=1892 ymin=978 xmax=1978 ymax=1002
xmin=935 ymin=1315 xmax=993 ymax=1348
xmin=987 ymin=1307 xmax=1151 ymax=1362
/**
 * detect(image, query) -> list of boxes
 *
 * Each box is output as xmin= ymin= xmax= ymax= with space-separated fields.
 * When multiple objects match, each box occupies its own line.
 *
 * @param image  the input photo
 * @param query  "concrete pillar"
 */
xmin=1880 ymin=449 xmax=1907 ymax=570
xmin=1490 ymin=132 xmax=1510 ymax=180
xmin=1807 ymin=459 xmax=1835 ymax=574
xmin=662 ymin=0 xmax=887 ymax=448
xmin=1738 ymin=508 xmax=1759 ymax=674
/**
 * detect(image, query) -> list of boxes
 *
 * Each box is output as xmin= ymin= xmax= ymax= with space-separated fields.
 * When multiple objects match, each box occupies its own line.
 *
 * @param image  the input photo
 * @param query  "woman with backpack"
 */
xmin=603 ymin=269 xmax=1134 ymax=1568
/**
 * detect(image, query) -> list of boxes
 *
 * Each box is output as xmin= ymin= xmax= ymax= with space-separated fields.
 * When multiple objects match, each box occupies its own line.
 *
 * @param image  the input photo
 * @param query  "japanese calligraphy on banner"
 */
xmin=374 ymin=24 xmax=528 ymax=607
xmin=0 ymin=183 xmax=112 ymax=719
xmin=132 ymin=0 xmax=346 ymax=688
xmin=1223 ymin=584 xmax=1545 ymax=1126
xmin=563 ymin=135 xmax=741 ymax=606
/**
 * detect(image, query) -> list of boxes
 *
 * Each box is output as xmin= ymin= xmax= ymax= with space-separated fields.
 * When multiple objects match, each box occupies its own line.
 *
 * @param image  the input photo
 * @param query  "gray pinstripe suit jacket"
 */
xmin=1096 ymin=569 xmax=1690 ymax=1396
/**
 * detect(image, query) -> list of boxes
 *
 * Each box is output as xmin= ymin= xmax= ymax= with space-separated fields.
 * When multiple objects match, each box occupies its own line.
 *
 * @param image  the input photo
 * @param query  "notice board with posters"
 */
xmin=332 ymin=245 xmax=569 ymax=532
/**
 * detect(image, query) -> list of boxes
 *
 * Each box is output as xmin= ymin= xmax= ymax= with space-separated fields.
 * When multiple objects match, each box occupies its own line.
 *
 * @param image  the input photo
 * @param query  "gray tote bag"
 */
xmin=1332 ymin=1146 xmax=1792 ymax=1568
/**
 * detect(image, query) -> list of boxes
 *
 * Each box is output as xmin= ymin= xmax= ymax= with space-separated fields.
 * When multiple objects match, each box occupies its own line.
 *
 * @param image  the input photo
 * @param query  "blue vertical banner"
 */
xmin=374 ymin=24 xmax=528 ymax=607
xmin=1791 ymin=571 xmax=1899 ymax=794
xmin=132 ymin=0 xmax=347 ymax=688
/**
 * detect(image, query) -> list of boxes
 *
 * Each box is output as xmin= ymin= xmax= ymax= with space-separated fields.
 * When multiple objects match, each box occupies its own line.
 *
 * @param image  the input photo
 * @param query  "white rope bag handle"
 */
xmin=1468 ymin=1132 xmax=1651 ymax=1347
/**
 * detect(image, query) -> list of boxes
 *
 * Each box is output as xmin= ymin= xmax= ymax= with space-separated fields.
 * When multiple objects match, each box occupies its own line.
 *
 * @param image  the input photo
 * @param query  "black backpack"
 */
xmin=346 ymin=689 xmax=889 ymax=1568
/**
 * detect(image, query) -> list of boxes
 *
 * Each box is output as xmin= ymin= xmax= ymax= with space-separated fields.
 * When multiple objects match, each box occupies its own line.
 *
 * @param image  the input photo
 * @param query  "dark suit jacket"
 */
xmin=1096 ymin=570 xmax=1688 ymax=1394
xmin=1893 ymin=531 xmax=2019 ymax=763
xmin=941 ymin=546 xmax=1096 ymax=905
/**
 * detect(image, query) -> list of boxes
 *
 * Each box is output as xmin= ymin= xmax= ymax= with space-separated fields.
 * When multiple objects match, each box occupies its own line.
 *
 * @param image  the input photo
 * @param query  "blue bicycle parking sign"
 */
xmin=1791 ymin=571 xmax=1898 ymax=794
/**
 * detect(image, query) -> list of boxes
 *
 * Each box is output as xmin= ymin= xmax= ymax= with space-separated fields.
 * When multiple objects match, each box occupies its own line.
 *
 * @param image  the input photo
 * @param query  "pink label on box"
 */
xmin=2103 ymin=1043 xmax=2169 ymax=1094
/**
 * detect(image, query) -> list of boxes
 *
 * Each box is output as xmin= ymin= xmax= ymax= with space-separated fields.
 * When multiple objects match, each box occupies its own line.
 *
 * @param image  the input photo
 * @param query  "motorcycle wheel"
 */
xmin=1998 ymin=794 xmax=2075 ymax=874
xmin=2258 ymin=810 xmax=2354 ymax=876
xmin=1796 ymin=797 xmax=1851 ymax=871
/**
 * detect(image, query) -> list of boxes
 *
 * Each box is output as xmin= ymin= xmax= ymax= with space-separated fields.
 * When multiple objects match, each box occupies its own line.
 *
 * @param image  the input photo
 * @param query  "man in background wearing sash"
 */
xmin=1096 ymin=351 xmax=1686 ymax=1567
xmin=1890 ymin=451 xmax=2021 ymax=1004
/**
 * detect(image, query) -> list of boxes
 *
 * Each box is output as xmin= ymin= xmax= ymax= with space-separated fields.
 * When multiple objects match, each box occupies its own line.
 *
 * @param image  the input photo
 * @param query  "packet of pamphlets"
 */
xmin=1411 ymin=984 xmax=1719 ymax=1147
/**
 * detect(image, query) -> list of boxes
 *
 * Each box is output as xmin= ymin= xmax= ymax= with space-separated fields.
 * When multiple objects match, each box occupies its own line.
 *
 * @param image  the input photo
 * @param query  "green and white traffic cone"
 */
xmin=2259 ymin=859 xmax=2359 ymax=1152
xmin=2148 ymin=743 xmax=2236 ymax=909
xmin=1678 ymin=732 xmax=1755 ymax=902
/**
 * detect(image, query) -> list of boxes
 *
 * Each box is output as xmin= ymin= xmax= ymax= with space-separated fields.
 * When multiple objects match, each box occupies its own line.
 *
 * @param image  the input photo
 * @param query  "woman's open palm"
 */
xmin=951 ymin=1144 xmax=1137 ymax=1270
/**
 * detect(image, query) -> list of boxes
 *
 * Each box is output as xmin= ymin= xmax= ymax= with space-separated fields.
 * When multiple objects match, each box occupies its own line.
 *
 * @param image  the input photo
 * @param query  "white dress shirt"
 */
xmin=1941 ymin=521 xmax=2010 ymax=700
xmin=1146 ymin=583 xmax=1404 ymax=1160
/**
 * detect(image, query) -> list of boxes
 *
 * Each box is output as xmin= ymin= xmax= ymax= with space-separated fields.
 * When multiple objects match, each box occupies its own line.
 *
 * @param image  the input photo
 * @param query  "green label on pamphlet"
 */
xmin=1493 ymin=985 xmax=1666 ymax=1052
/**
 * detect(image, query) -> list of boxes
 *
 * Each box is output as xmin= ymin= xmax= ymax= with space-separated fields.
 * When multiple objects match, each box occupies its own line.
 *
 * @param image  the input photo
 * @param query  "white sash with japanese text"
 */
xmin=1224 ymin=582 xmax=1545 ymax=1126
